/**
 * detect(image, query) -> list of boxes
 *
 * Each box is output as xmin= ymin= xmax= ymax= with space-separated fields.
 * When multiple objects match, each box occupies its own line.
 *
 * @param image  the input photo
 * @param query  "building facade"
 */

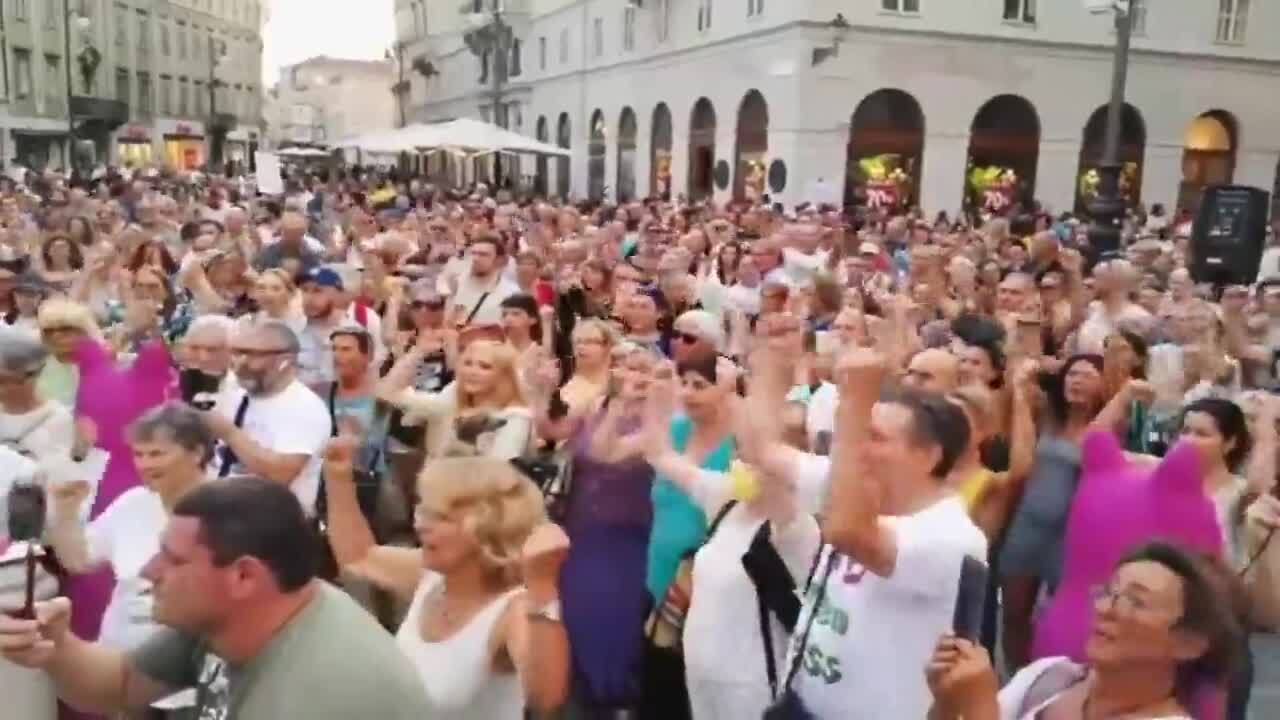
xmin=0 ymin=0 xmax=266 ymax=173
xmin=264 ymin=56 xmax=396 ymax=148
xmin=406 ymin=0 xmax=1280 ymax=215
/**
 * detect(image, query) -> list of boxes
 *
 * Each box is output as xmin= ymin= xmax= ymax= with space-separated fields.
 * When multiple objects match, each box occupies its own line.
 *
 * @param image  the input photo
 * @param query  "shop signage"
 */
xmin=121 ymin=124 xmax=150 ymax=141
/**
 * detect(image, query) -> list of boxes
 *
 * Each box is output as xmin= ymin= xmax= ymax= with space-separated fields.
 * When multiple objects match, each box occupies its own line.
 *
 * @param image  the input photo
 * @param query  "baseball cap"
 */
xmin=298 ymin=266 xmax=343 ymax=291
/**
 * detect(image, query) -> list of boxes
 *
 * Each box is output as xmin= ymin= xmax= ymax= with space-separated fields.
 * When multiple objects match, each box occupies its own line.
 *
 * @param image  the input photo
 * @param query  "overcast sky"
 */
xmin=261 ymin=0 xmax=395 ymax=87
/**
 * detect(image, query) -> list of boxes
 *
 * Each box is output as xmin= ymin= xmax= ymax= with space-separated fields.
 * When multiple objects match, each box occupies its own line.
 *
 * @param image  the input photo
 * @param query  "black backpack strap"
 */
xmin=707 ymin=499 xmax=737 ymax=538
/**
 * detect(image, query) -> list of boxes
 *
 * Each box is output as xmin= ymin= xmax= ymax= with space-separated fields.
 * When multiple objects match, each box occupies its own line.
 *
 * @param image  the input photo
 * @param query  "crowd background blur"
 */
xmin=0 ymin=160 xmax=1277 ymax=719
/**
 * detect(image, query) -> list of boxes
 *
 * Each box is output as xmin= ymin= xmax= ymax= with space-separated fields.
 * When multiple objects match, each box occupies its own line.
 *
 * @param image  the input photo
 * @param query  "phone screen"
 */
xmin=952 ymin=555 xmax=989 ymax=642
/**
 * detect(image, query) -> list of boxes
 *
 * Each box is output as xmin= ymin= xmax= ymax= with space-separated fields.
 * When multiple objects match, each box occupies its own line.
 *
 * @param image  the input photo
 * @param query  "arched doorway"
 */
xmin=965 ymin=95 xmax=1040 ymax=215
xmin=688 ymin=98 xmax=716 ymax=201
xmin=734 ymin=90 xmax=768 ymax=202
xmin=617 ymin=108 xmax=638 ymax=202
xmin=556 ymin=113 xmax=571 ymax=199
xmin=588 ymin=110 xmax=607 ymax=201
xmin=651 ymin=103 xmax=673 ymax=200
xmin=1178 ymin=110 xmax=1238 ymax=213
xmin=845 ymin=88 xmax=925 ymax=211
xmin=1075 ymin=103 xmax=1146 ymax=213
xmin=535 ymin=116 xmax=549 ymax=196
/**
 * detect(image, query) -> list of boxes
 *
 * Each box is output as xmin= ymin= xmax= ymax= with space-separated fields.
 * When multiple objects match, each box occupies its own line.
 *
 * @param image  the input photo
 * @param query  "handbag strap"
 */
xmin=780 ymin=546 xmax=839 ymax=692
xmin=216 ymin=395 xmax=251 ymax=478
xmin=756 ymin=522 xmax=780 ymax=699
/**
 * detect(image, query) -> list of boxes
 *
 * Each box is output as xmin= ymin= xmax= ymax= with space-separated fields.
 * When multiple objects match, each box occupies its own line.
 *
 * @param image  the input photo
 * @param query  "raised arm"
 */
xmin=823 ymin=347 xmax=896 ymax=576
xmin=321 ymin=436 xmax=423 ymax=600
xmin=502 ymin=525 xmax=572 ymax=712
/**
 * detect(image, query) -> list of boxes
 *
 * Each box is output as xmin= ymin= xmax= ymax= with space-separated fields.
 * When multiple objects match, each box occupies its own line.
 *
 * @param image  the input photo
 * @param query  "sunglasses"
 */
xmin=411 ymin=300 xmax=446 ymax=311
xmin=674 ymin=331 xmax=701 ymax=345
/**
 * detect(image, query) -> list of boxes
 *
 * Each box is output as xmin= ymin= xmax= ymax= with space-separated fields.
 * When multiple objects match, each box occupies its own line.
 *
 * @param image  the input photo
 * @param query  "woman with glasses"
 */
xmin=35 ymin=298 xmax=101 ymax=408
xmin=927 ymin=542 xmax=1242 ymax=720
xmin=321 ymin=443 xmax=571 ymax=719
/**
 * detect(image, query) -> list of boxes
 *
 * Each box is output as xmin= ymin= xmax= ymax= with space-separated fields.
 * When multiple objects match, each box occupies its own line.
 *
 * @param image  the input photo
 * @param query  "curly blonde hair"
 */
xmin=417 ymin=456 xmax=546 ymax=584
xmin=37 ymin=297 xmax=103 ymax=339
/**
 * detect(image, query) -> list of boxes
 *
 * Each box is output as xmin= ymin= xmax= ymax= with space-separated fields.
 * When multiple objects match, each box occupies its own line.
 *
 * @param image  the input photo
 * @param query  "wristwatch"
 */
xmin=526 ymin=597 xmax=562 ymax=623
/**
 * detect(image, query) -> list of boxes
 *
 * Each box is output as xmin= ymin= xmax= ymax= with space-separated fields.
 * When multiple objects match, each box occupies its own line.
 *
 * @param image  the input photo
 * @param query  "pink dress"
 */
xmin=63 ymin=339 xmax=173 ymax=720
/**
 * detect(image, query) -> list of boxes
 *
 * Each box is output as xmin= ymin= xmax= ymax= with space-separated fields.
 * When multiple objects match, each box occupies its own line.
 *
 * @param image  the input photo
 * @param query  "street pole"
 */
xmin=1086 ymin=3 xmax=1133 ymax=257
xmin=63 ymin=0 xmax=77 ymax=173
xmin=491 ymin=11 xmax=508 ymax=188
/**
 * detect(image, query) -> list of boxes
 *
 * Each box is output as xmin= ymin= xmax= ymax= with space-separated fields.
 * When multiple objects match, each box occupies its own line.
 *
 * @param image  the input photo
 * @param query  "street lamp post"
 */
xmin=208 ymin=38 xmax=228 ymax=172
xmin=1086 ymin=2 xmax=1134 ymax=257
xmin=62 ymin=0 xmax=92 ymax=172
xmin=464 ymin=10 xmax=514 ymax=186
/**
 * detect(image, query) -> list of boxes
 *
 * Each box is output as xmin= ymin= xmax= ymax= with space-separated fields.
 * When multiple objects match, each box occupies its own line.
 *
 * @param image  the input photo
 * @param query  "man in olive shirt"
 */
xmin=0 ymin=478 xmax=429 ymax=719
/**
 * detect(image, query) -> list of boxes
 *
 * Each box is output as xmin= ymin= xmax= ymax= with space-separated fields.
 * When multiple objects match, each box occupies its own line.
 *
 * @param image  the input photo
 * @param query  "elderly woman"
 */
xmin=34 ymin=298 xmax=102 ymax=408
xmin=322 ymin=444 xmax=572 ymax=718
xmin=0 ymin=327 xmax=81 ymax=461
xmin=927 ymin=542 xmax=1242 ymax=720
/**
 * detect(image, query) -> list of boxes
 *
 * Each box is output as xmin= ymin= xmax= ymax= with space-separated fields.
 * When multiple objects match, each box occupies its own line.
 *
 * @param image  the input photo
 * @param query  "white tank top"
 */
xmin=395 ymin=572 xmax=525 ymax=720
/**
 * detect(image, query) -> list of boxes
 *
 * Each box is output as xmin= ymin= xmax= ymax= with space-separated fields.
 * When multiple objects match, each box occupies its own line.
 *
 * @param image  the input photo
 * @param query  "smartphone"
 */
xmin=952 ymin=555 xmax=990 ymax=642
xmin=6 ymin=482 xmax=47 ymax=620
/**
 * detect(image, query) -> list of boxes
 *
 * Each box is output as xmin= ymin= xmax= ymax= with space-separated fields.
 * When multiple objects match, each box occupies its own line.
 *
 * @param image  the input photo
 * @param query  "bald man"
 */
xmin=903 ymin=348 xmax=960 ymax=393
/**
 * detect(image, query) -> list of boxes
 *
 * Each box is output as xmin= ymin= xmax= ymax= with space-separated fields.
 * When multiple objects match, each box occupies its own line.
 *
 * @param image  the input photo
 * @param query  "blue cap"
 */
xmin=298 ymin=266 xmax=343 ymax=290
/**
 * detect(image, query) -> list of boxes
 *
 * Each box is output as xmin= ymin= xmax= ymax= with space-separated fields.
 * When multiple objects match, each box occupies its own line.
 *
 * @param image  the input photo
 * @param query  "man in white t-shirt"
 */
xmin=780 ymin=348 xmax=987 ymax=720
xmin=204 ymin=320 xmax=329 ymax=513
xmin=447 ymin=233 xmax=518 ymax=327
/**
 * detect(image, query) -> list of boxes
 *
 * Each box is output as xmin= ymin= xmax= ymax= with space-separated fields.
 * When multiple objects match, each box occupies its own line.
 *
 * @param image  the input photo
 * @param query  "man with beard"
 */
xmin=296 ymin=267 xmax=347 ymax=389
xmin=203 ymin=319 xmax=329 ymax=513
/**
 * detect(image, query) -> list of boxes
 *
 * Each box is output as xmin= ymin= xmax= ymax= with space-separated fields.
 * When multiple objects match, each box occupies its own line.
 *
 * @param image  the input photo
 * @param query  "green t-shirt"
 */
xmin=129 ymin=583 xmax=429 ymax=719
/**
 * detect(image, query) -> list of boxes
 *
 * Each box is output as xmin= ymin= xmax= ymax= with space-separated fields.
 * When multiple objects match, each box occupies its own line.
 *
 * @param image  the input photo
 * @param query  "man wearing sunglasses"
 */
xmin=203 ymin=320 xmax=329 ymax=514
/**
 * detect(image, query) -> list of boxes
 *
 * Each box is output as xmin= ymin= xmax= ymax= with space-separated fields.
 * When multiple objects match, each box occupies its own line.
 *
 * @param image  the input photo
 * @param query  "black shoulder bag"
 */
xmin=761 ymin=547 xmax=838 ymax=720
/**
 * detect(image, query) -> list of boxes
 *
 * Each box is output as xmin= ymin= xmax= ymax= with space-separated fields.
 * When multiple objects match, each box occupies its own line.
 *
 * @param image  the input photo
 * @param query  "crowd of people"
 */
xmin=0 ymin=165 xmax=1276 ymax=719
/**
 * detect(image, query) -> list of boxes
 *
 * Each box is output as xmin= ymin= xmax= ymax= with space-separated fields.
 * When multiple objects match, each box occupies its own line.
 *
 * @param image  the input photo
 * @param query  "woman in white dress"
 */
xmin=47 ymin=402 xmax=211 ymax=717
xmin=322 ymin=440 xmax=571 ymax=719
xmin=926 ymin=542 xmax=1243 ymax=720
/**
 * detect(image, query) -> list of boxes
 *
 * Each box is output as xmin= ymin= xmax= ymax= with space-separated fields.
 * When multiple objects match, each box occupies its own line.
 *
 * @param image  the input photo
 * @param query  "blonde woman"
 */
xmin=35 ymin=298 xmax=102 ymax=407
xmin=321 ymin=443 xmax=571 ymax=719
xmin=378 ymin=338 xmax=533 ymax=459
xmin=249 ymin=268 xmax=305 ymax=336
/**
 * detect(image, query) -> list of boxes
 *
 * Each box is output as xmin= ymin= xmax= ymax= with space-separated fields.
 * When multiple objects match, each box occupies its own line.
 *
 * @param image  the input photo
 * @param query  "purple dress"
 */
xmin=558 ymin=411 xmax=654 ymax=708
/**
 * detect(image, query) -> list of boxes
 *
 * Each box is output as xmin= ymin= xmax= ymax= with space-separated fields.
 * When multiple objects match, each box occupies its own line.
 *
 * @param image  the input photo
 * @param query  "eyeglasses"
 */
xmin=411 ymin=300 xmax=446 ymax=311
xmin=1090 ymin=584 xmax=1162 ymax=616
xmin=0 ymin=368 xmax=42 ymax=386
xmin=41 ymin=325 xmax=83 ymax=335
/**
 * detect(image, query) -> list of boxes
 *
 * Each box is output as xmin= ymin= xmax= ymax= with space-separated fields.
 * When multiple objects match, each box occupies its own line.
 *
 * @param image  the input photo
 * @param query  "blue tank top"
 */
xmin=645 ymin=414 xmax=734 ymax=600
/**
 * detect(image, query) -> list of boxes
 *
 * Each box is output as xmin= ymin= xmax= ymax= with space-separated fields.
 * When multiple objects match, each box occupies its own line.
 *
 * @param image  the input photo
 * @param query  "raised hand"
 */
xmin=49 ymin=478 xmax=91 ymax=512
xmin=520 ymin=523 xmax=571 ymax=600
xmin=0 ymin=597 xmax=72 ymax=669
xmin=322 ymin=434 xmax=360 ymax=473
xmin=833 ymin=346 xmax=887 ymax=396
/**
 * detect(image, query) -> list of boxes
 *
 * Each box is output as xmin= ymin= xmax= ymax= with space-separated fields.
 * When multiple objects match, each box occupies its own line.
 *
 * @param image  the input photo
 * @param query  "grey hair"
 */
xmin=255 ymin=319 xmax=301 ymax=354
xmin=186 ymin=314 xmax=236 ymax=341
xmin=0 ymin=327 xmax=48 ymax=375
xmin=127 ymin=402 xmax=216 ymax=465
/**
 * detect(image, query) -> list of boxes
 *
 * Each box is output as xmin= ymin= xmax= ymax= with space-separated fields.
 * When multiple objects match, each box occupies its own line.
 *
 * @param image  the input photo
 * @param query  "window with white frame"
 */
xmin=539 ymin=36 xmax=547 ymax=69
xmin=14 ymin=0 xmax=28 ymax=22
xmin=593 ymin=17 xmax=603 ymax=57
xmin=882 ymin=0 xmax=919 ymax=13
xmin=559 ymin=27 xmax=569 ymax=64
xmin=13 ymin=49 xmax=30 ymax=99
xmin=1002 ymin=0 xmax=1035 ymax=24
xmin=748 ymin=0 xmax=764 ymax=17
xmin=1216 ymin=0 xmax=1248 ymax=44
xmin=623 ymin=6 xmax=636 ymax=50
xmin=657 ymin=0 xmax=671 ymax=42
xmin=114 ymin=3 xmax=128 ymax=45
xmin=697 ymin=0 xmax=713 ymax=32
xmin=1128 ymin=0 xmax=1147 ymax=34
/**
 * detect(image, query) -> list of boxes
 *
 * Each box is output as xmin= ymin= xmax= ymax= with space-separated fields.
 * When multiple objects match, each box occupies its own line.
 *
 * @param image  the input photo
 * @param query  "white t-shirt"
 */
xmin=805 ymin=383 xmax=838 ymax=451
xmin=782 ymin=247 xmax=830 ymax=287
xmin=211 ymin=380 xmax=330 ymax=511
xmin=84 ymin=487 xmax=169 ymax=650
xmin=790 ymin=496 xmax=988 ymax=720
xmin=997 ymin=657 xmax=1190 ymax=720
xmin=0 ymin=402 xmax=74 ymax=462
xmin=450 ymin=273 xmax=520 ymax=327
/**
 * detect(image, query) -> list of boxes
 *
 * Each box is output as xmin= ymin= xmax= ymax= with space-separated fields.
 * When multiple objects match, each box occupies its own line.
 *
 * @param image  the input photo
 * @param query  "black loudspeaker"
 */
xmin=1190 ymin=185 xmax=1270 ymax=286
